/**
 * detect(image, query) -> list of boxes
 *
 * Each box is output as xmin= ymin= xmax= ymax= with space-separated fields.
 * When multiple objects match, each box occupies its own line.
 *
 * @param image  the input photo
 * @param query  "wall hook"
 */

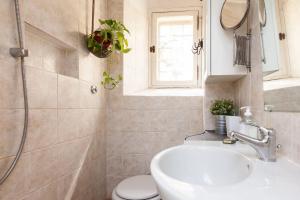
xmin=192 ymin=39 xmax=203 ymax=55
xmin=90 ymin=85 xmax=98 ymax=94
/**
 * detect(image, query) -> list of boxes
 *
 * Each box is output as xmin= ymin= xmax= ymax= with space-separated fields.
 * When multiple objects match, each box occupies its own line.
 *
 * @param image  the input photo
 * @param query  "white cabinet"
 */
xmin=204 ymin=0 xmax=247 ymax=83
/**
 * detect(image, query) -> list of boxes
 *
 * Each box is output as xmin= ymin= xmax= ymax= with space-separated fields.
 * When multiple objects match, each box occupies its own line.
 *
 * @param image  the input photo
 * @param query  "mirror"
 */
xmin=220 ymin=0 xmax=250 ymax=30
xmin=262 ymin=0 xmax=300 ymax=112
xmin=260 ymin=0 xmax=280 ymax=75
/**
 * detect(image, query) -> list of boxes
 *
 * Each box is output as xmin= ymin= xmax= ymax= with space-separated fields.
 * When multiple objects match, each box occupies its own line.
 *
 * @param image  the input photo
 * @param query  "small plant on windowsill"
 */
xmin=210 ymin=99 xmax=235 ymax=135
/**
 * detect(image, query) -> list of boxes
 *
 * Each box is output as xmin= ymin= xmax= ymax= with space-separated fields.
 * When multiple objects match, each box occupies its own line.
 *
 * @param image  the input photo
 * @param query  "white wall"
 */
xmin=148 ymin=0 xmax=201 ymax=10
xmin=123 ymin=0 xmax=203 ymax=94
xmin=123 ymin=0 xmax=149 ymax=94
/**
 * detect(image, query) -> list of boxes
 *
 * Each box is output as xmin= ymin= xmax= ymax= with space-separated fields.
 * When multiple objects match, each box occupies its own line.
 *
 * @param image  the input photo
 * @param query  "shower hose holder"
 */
xmin=10 ymin=48 xmax=29 ymax=58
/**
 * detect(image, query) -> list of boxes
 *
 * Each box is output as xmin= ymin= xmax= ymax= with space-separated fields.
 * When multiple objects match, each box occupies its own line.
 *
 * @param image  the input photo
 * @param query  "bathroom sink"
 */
xmin=151 ymin=141 xmax=300 ymax=200
xmin=152 ymin=145 xmax=252 ymax=187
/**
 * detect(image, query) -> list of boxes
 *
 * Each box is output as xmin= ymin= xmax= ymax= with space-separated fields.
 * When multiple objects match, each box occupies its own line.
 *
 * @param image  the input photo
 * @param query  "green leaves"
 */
xmin=87 ymin=19 xmax=131 ymax=56
xmin=99 ymin=19 xmax=130 ymax=34
xmin=210 ymin=99 xmax=235 ymax=116
xmin=101 ymin=71 xmax=123 ymax=90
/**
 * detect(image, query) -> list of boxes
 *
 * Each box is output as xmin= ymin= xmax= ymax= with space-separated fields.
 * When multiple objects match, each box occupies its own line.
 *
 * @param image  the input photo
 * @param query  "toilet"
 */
xmin=112 ymin=175 xmax=160 ymax=200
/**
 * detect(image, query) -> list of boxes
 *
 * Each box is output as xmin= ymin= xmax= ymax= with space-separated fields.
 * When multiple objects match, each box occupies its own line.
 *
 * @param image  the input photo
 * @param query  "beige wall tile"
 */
xmin=291 ymin=113 xmax=300 ymax=163
xmin=122 ymin=154 xmax=147 ymax=176
xmin=0 ymin=0 xmax=18 ymax=63
xmin=0 ymin=61 xmax=24 ymax=109
xmin=25 ymin=109 xmax=58 ymax=152
xmin=56 ymin=172 xmax=76 ymax=200
xmin=268 ymin=112 xmax=292 ymax=158
xmin=0 ymin=109 xmax=24 ymax=158
xmin=80 ymin=81 xmax=103 ymax=109
xmin=1 ymin=0 xmax=107 ymax=199
xmin=20 ymin=181 xmax=58 ymax=200
xmin=28 ymin=147 xmax=59 ymax=192
xmin=58 ymin=75 xmax=80 ymax=108
xmin=26 ymin=67 xmax=58 ymax=109
xmin=79 ymin=109 xmax=102 ymax=137
xmin=24 ymin=31 xmax=44 ymax=69
xmin=58 ymin=109 xmax=81 ymax=142
xmin=0 ymin=154 xmax=31 ymax=200
xmin=189 ymin=109 xmax=204 ymax=132
xmin=79 ymin=52 xmax=105 ymax=83
xmin=57 ymin=138 xmax=90 ymax=177
xmin=42 ymin=43 xmax=65 ymax=74
xmin=24 ymin=0 xmax=79 ymax=48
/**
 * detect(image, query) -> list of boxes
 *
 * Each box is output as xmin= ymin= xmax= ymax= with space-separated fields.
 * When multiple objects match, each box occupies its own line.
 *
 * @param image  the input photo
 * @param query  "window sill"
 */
xmin=264 ymin=78 xmax=300 ymax=91
xmin=126 ymin=88 xmax=204 ymax=97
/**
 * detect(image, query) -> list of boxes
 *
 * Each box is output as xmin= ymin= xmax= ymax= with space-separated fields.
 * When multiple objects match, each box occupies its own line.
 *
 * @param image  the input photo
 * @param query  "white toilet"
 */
xmin=112 ymin=175 xmax=160 ymax=200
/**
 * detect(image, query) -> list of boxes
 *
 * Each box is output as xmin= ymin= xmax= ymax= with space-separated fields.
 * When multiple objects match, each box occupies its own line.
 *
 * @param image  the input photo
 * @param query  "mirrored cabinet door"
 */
xmin=262 ymin=0 xmax=300 ymax=112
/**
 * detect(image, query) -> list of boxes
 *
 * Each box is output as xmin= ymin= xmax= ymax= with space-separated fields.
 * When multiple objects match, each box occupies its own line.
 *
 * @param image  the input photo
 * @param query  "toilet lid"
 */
xmin=116 ymin=175 xmax=158 ymax=200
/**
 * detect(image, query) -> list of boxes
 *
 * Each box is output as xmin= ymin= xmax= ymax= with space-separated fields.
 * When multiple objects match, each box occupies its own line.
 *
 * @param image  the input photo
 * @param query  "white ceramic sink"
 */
xmin=156 ymin=145 xmax=252 ymax=186
xmin=151 ymin=141 xmax=300 ymax=200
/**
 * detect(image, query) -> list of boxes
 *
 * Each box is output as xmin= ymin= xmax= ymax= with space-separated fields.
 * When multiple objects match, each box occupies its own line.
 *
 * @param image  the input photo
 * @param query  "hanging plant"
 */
xmin=86 ymin=1 xmax=129 ymax=90
xmin=101 ymin=71 xmax=123 ymax=90
xmin=87 ymin=19 xmax=131 ymax=58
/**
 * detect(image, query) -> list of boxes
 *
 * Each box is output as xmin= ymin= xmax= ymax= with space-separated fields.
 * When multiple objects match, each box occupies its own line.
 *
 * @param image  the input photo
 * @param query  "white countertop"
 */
xmin=181 ymin=141 xmax=300 ymax=200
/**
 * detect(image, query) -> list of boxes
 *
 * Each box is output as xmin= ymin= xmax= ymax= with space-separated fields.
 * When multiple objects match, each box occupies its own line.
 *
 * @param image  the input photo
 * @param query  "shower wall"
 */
xmin=0 ymin=0 xmax=107 ymax=199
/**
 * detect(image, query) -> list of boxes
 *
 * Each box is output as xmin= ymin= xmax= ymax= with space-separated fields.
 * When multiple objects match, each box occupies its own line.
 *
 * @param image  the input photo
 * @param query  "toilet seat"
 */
xmin=112 ymin=175 xmax=160 ymax=200
xmin=112 ymin=189 xmax=160 ymax=200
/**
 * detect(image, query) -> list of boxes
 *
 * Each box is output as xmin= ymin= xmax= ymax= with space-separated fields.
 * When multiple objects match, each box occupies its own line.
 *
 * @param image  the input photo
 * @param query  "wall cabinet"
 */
xmin=204 ymin=0 xmax=247 ymax=83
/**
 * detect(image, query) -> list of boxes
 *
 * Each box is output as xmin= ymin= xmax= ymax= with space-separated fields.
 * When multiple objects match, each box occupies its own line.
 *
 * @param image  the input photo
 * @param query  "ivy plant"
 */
xmin=87 ymin=19 xmax=131 ymax=55
xmin=101 ymin=71 xmax=123 ymax=90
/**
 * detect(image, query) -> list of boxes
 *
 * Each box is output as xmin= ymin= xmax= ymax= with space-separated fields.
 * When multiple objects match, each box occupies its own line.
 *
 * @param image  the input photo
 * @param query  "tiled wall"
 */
xmin=0 ymin=0 xmax=107 ymax=199
xmin=106 ymin=0 xmax=204 ymax=198
xmin=106 ymin=95 xmax=203 ymax=197
xmin=235 ymin=0 xmax=300 ymax=164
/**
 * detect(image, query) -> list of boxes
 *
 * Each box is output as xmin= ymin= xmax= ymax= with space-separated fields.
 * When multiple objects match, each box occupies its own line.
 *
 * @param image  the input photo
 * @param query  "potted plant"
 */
xmin=210 ymin=99 xmax=235 ymax=135
xmin=87 ymin=19 xmax=131 ymax=58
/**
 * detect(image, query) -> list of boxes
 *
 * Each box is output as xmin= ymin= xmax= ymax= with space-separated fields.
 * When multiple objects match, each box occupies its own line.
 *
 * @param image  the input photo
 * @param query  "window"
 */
xmin=150 ymin=10 xmax=201 ymax=88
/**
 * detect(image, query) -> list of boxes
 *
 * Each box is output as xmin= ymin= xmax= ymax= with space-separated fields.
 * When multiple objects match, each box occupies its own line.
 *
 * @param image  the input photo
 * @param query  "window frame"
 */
xmin=149 ymin=8 xmax=202 ymax=88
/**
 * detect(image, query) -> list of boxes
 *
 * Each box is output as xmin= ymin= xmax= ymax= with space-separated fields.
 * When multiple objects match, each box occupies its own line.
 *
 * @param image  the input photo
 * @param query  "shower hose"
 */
xmin=0 ymin=0 xmax=29 ymax=185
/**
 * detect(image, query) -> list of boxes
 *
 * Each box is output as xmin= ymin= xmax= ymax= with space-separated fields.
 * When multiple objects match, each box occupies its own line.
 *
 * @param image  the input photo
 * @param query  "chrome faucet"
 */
xmin=231 ymin=126 xmax=277 ymax=162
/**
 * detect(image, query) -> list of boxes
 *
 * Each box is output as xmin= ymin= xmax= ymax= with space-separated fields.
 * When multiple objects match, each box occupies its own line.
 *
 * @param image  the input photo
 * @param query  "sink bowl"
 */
xmin=151 ymin=145 xmax=253 ymax=200
xmin=151 ymin=142 xmax=300 ymax=200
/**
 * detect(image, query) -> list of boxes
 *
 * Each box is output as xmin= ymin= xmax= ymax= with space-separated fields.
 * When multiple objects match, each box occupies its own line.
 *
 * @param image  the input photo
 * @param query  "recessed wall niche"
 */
xmin=24 ymin=23 xmax=79 ymax=79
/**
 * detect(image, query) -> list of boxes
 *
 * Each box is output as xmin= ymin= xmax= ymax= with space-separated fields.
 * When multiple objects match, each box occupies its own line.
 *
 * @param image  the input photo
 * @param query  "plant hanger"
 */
xmin=91 ymin=0 xmax=95 ymax=34
xmin=87 ymin=0 xmax=131 ymax=89
xmin=87 ymin=0 xmax=112 ymax=58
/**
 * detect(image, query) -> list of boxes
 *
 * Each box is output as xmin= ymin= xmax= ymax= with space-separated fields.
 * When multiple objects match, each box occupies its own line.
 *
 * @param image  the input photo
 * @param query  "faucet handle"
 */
xmin=258 ymin=126 xmax=270 ymax=136
xmin=240 ymin=106 xmax=253 ymax=124
xmin=240 ymin=106 xmax=252 ymax=116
